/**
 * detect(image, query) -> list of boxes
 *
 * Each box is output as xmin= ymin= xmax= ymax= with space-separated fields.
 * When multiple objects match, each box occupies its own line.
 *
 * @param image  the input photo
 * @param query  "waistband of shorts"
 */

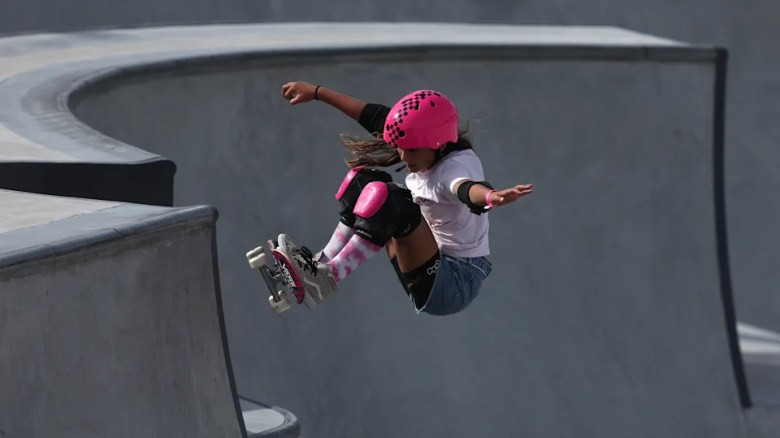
xmin=442 ymin=254 xmax=492 ymax=277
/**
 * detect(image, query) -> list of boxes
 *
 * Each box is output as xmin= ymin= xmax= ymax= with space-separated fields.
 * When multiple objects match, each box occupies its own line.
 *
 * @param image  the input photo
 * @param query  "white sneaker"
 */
xmin=272 ymin=234 xmax=337 ymax=308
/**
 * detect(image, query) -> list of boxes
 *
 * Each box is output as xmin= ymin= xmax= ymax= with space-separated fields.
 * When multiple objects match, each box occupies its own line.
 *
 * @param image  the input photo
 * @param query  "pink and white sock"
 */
xmin=326 ymin=234 xmax=382 ymax=282
xmin=319 ymin=222 xmax=355 ymax=263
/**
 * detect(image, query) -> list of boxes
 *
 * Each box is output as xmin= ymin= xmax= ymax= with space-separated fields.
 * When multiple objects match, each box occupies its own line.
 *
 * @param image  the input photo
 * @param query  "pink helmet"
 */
xmin=383 ymin=90 xmax=459 ymax=150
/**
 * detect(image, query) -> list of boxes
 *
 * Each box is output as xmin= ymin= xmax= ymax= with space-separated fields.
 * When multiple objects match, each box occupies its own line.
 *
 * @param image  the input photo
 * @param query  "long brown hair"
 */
xmin=342 ymin=124 xmax=474 ymax=169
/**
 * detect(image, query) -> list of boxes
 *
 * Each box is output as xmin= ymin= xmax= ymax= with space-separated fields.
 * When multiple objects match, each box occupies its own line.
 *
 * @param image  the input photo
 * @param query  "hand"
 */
xmin=282 ymin=81 xmax=318 ymax=105
xmin=489 ymin=184 xmax=533 ymax=207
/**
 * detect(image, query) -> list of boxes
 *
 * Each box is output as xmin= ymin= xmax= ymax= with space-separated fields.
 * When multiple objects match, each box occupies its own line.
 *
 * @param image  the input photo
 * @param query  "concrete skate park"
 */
xmin=2 ymin=10 xmax=780 ymax=438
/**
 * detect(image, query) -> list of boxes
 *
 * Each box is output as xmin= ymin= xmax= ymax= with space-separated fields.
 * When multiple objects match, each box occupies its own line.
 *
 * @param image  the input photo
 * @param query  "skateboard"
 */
xmin=245 ymin=240 xmax=295 ymax=314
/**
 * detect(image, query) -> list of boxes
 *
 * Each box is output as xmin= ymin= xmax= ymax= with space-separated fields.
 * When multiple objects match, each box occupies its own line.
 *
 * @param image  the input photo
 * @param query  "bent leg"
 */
xmin=320 ymin=166 xmax=393 ymax=262
xmin=335 ymin=166 xmax=393 ymax=228
xmin=328 ymin=181 xmax=423 ymax=282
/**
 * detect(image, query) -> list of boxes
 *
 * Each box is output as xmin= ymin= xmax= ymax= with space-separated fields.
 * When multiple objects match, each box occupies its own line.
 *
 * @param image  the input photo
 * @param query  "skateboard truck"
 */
xmin=246 ymin=240 xmax=293 ymax=313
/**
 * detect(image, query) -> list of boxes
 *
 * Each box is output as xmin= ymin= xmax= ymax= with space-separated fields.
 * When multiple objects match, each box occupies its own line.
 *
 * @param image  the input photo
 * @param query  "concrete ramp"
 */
xmin=0 ymin=195 xmax=245 ymax=437
xmin=61 ymin=24 xmax=745 ymax=437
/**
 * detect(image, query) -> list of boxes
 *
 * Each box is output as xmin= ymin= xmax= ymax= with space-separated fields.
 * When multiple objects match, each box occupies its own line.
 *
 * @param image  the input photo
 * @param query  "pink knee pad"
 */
xmin=352 ymin=182 xmax=421 ymax=246
xmin=353 ymin=182 xmax=388 ymax=218
xmin=333 ymin=167 xmax=393 ymax=228
xmin=335 ymin=166 xmax=366 ymax=200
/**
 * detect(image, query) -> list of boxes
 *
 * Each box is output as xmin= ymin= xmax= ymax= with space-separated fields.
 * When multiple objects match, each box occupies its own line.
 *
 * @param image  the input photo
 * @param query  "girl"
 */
xmin=271 ymin=81 xmax=532 ymax=316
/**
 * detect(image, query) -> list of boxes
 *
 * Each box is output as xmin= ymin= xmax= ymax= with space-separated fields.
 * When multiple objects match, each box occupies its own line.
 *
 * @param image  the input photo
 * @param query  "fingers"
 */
xmin=281 ymin=82 xmax=293 ymax=97
xmin=281 ymin=81 xmax=315 ymax=105
xmin=281 ymin=81 xmax=304 ymax=104
xmin=281 ymin=82 xmax=296 ymax=102
xmin=513 ymin=184 xmax=533 ymax=196
xmin=502 ymin=185 xmax=532 ymax=197
xmin=491 ymin=184 xmax=533 ymax=207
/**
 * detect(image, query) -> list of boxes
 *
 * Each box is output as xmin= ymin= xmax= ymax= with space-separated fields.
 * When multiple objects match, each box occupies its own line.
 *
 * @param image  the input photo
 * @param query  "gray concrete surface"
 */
xmin=1 ymin=23 xmax=779 ymax=437
xmin=0 ymin=189 xmax=118 ymax=234
xmin=64 ymin=26 xmax=747 ymax=437
xmin=0 ymin=198 xmax=300 ymax=437
xmin=0 ymin=204 xmax=245 ymax=437
xmin=4 ymin=0 xmax=780 ymax=360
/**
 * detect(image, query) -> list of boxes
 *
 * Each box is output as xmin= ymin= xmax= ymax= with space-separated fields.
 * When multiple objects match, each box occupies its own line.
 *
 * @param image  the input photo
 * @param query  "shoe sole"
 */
xmin=271 ymin=248 xmax=321 ymax=308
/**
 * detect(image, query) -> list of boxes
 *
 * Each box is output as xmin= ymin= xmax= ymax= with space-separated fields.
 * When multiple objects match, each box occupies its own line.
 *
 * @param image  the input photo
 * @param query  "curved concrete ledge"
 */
xmin=0 ymin=23 xmax=716 ymax=206
xmin=0 ymin=199 xmax=246 ymax=437
xmin=0 ymin=191 xmax=213 ymax=268
xmin=1 ymin=22 xmax=771 ymax=438
xmin=0 ymin=24 xmax=713 ymax=163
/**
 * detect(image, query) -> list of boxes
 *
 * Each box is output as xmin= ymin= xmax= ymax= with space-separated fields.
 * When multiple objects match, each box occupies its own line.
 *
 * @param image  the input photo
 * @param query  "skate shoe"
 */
xmin=272 ymin=233 xmax=337 ymax=308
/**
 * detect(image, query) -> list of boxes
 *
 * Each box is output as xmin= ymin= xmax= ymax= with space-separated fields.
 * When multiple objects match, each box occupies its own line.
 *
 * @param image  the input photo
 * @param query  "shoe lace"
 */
xmin=296 ymin=246 xmax=319 ymax=276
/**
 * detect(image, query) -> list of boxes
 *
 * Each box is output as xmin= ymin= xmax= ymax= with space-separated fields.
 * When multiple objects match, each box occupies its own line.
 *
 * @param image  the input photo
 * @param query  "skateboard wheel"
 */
xmin=269 ymin=291 xmax=292 ymax=313
xmin=246 ymin=246 xmax=264 ymax=260
xmin=247 ymin=250 xmax=268 ymax=270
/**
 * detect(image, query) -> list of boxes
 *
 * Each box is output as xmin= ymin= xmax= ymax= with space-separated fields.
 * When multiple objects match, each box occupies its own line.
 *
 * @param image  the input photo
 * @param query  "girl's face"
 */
xmin=398 ymin=147 xmax=436 ymax=172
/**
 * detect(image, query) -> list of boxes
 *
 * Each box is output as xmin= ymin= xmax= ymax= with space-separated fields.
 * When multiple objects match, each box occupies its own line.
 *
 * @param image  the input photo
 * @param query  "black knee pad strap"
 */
xmin=353 ymin=183 xmax=422 ymax=246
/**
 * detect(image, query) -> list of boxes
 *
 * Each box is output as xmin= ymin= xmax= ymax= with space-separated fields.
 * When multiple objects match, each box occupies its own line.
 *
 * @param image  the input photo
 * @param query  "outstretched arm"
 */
xmin=454 ymin=180 xmax=533 ymax=209
xmin=281 ymin=81 xmax=366 ymax=121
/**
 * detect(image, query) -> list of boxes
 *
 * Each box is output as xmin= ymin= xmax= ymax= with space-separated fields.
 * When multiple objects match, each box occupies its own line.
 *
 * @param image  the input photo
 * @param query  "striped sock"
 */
xmin=320 ymin=222 xmax=355 ymax=263
xmin=326 ymin=234 xmax=383 ymax=283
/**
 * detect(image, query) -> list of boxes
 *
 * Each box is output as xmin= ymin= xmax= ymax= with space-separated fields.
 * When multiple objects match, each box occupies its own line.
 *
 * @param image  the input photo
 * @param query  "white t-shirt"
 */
xmin=404 ymin=149 xmax=490 ymax=258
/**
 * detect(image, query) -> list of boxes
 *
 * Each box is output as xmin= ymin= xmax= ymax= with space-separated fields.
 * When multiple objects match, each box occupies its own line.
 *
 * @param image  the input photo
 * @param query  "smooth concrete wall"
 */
xmin=71 ymin=53 xmax=747 ymax=437
xmin=3 ymin=0 xmax=778 ymax=344
xmin=0 ymin=1 xmax=759 ymax=43
xmin=0 ymin=212 xmax=243 ymax=438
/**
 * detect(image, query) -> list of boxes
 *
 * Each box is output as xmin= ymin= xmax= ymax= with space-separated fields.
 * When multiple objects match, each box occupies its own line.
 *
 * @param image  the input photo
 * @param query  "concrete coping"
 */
xmin=0 ymin=23 xmax=720 ymax=164
xmin=0 ymin=197 xmax=218 ymax=270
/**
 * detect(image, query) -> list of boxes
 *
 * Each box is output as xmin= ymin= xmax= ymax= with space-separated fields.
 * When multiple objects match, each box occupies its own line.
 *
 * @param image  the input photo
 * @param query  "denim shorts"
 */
xmin=415 ymin=254 xmax=492 ymax=316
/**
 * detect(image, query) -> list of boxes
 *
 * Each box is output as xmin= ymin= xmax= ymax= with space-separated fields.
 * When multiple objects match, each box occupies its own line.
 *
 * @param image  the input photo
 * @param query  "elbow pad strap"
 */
xmin=457 ymin=181 xmax=494 ymax=215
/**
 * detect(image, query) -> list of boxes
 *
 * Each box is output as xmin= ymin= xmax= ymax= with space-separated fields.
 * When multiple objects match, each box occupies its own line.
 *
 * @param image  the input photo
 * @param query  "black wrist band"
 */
xmin=314 ymin=85 xmax=321 ymax=100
